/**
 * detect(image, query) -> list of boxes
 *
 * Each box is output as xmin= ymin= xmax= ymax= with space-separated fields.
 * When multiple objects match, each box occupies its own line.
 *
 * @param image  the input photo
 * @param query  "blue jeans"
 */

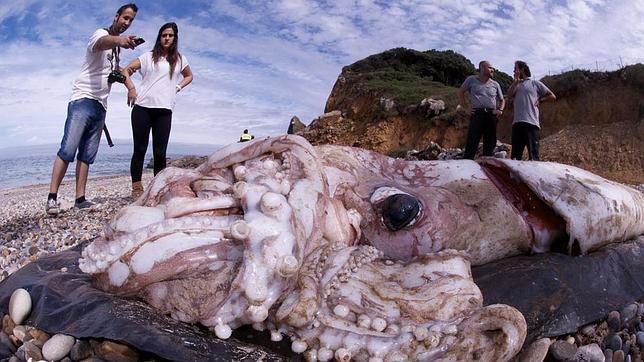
xmin=57 ymin=98 xmax=106 ymax=164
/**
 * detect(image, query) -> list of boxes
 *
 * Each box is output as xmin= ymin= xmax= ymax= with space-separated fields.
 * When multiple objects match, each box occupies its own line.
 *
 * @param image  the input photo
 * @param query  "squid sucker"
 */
xmin=79 ymin=135 xmax=643 ymax=361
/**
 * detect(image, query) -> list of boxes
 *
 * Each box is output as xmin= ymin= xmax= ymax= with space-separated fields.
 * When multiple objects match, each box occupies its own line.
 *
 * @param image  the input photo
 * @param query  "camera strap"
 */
xmin=111 ymin=46 xmax=121 ymax=71
xmin=104 ymin=27 xmax=121 ymax=71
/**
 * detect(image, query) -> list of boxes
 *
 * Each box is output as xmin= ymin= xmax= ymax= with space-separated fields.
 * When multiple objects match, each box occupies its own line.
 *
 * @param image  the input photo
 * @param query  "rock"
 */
xmin=573 ymin=343 xmax=604 ymax=362
xmin=42 ymin=333 xmax=76 ymax=361
xmin=603 ymin=333 xmax=623 ymax=351
xmin=2 ymin=314 xmax=15 ymax=335
xmin=28 ymin=246 xmax=39 ymax=256
xmin=613 ymin=349 xmax=625 ymax=362
xmin=622 ymin=303 xmax=639 ymax=325
xmin=29 ymin=328 xmax=50 ymax=345
xmin=70 ymin=339 xmax=94 ymax=361
xmin=20 ymin=340 xmax=44 ymax=361
xmin=95 ymin=340 xmax=139 ymax=362
xmin=12 ymin=325 xmax=27 ymax=342
xmin=581 ymin=324 xmax=596 ymax=337
xmin=288 ymin=116 xmax=306 ymax=134
xmin=623 ymin=340 xmax=631 ymax=355
xmin=0 ymin=331 xmax=16 ymax=353
xmin=516 ymin=337 xmax=551 ymax=362
xmin=420 ymin=98 xmax=446 ymax=116
xmin=637 ymin=331 xmax=644 ymax=348
xmin=8 ymin=288 xmax=32 ymax=324
xmin=549 ymin=340 xmax=577 ymax=360
xmin=608 ymin=310 xmax=622 ymax=332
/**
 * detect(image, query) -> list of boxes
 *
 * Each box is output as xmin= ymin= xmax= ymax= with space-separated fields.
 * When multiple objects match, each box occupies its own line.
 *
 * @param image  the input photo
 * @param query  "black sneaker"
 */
xmin=46 ymin=198 xmax=60 ymax=215
xmin=74 ymin=199 xmax=95 ymax=210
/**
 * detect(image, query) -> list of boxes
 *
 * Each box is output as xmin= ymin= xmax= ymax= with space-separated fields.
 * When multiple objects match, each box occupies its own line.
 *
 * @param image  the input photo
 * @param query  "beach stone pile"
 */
xmin=1 ymin=288 xmax=148 ymax=362
xmin=520 ymin=300 xmax=644 ymax=362
xmin=403 ymin=140 xmax=510 ymax=161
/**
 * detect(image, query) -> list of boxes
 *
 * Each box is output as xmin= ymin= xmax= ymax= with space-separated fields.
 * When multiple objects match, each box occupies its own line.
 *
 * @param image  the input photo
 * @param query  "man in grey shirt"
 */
xmin=457 ymin=60 xmax=505 ymax=159
xmin=507 ymin=60 xmax=556 ymax=160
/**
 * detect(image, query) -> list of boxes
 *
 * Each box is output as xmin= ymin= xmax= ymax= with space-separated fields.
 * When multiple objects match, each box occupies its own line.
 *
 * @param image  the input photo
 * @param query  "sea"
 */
xmin=0 ymin=141 xmax=223 ymax=190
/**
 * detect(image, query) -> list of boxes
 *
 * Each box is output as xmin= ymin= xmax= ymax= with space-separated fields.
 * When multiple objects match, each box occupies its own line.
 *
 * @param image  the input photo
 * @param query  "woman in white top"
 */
xmin=121 ymin=22 xmax=193 ymax=198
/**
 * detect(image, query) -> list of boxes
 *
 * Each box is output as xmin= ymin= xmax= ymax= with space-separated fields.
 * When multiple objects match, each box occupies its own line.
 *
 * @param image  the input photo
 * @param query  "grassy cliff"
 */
xmin=340 ymin=47 xmax=512 ymax=110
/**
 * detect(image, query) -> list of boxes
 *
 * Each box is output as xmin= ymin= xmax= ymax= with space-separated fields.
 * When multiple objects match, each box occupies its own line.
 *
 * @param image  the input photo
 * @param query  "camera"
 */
xmin=108 ymin=70 xmax=125 ymax=84
xmin=134 ymin=37 xmax=145 ymax=45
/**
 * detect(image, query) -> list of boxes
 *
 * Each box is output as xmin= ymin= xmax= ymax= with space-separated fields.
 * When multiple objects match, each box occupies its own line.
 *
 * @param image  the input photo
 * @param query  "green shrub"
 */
xmin=542 ymin=64 xmax=644 ymax=97
xmin=343 ymin=47 xmax=513 ymax=109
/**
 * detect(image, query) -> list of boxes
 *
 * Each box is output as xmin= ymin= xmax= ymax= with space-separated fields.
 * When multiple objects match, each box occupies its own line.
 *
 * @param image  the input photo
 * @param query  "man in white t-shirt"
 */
xmin=46 ymin=3 xmax=143 ymax=215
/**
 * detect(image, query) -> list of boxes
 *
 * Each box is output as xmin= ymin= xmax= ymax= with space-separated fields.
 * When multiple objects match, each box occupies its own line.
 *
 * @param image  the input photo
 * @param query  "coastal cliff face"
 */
xmin=296 ymin=48 xmax=643 ymax=183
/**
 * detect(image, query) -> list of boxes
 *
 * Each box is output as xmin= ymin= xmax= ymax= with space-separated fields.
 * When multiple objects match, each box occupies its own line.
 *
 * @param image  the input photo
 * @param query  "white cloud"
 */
xmin=0 ymin=0 xmax=643 ymax=148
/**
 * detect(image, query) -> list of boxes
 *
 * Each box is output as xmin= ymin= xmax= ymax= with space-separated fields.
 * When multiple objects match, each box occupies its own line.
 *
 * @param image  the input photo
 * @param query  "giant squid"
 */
xmin=79 ymin=135 xmax=644 ymax=361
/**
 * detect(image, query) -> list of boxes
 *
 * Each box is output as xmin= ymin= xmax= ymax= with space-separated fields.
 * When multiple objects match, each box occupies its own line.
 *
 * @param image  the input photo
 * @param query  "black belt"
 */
xmin=474 ymin=108 xmax=495 ymax=113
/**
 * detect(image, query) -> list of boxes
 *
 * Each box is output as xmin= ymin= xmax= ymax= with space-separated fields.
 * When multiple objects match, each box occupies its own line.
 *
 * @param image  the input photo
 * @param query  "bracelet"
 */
xmin=176 ymin=84 xmax=182 ymax=92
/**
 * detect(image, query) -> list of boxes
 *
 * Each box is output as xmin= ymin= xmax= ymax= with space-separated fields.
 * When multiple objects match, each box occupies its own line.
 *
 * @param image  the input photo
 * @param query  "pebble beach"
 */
xmin=0 ymin=173 xmax=152 ymax=282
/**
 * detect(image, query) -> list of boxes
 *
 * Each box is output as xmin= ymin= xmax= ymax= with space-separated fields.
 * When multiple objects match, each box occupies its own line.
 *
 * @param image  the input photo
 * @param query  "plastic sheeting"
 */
xmin=0 ymin=238 xmax=642 ymax=359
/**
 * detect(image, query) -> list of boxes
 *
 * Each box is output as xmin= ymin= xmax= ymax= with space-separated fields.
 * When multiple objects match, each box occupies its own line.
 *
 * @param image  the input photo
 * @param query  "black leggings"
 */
xmin=130 ymin=105 xmax=172 ymax=182
xmin=511 ymin=122 xmax=540 ymax=160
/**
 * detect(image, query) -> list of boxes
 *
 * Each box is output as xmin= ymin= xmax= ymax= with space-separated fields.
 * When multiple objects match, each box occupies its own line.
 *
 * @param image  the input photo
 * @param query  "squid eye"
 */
xmin=381 ymin=193 xmax=420 ymax=231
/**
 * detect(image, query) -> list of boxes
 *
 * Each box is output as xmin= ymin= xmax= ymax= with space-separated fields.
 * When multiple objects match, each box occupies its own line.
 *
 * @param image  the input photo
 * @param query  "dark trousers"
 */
xmin=463 ymin=109 xmax=497 ymax=159
xmin=130 ymin=105 xmax=172 ymax=182
xmin=511 ymin=122 xmax=540 ymax=160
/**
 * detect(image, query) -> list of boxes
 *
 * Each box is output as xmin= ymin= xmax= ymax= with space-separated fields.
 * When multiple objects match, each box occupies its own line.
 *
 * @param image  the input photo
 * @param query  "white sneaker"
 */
xmin=46 ymin=198 xmax=60 ymax=215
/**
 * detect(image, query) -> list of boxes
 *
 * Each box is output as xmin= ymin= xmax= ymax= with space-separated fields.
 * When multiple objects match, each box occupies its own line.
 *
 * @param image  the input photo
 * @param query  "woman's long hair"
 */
xmin=152 ymin=22 xmax=180 ymax=79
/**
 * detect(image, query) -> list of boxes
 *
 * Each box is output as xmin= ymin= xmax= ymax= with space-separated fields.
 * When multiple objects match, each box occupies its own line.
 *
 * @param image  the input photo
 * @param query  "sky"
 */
xmin=0 ymin=0 xmax=643 ymax=149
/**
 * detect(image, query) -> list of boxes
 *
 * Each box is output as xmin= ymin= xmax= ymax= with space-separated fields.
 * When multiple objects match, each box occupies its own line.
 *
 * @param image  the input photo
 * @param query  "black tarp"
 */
xmin=0 ymin=237 xmax=642 ymax=360
xmin=473 ymin=237 xmax=644 ymax=344
xmin=0 ymin=244 xmax=297 ymax=361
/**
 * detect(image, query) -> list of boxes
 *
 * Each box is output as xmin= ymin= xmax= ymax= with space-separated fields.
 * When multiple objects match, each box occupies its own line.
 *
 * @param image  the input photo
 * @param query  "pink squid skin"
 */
xmin=319 ymin=146 xmax=534 ymax=266
xmin=79 ymin=135 xmax=644 ymax=361
xmin=317 ymin=144 xmax=643 ymax=265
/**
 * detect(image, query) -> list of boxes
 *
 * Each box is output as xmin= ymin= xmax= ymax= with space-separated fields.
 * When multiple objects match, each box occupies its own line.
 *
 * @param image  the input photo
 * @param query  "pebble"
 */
xmin=8 ymin=288 xmax=32 ymax=324
xmin=581 ymin=324 xmax=596 ymax=337
xmin=613 ymin=349 xmax=625 ymax=362
xmin=622 ymin=303 xmax=639 ymax=325
xmin=623 ymin=340 xmax=631 ymax=355
xmin=573 ymin=343 xmax=604 ymax=362
xmin=549 ymin=339 xmax=578 ymax=360
xmin=70 ymin=339 xmax=93 ymax=361
xmin=516 ymin=337 xmax=551 ymax=362
xmin=42 ymin=334 xmax=76 ymax=361
xmin=603 ymin=333 xmax=623 ymax=351
xmin=2 ymin=315 xmax=15 ymax=335
xmin=637 ymin=331 xmax=644 ymax=348
xmin=20 ymin=340 xmax=44 ymax=361
xmin=0 ymin=331 xmax=16 ymax=354
xmin=95 ymin=340 xmax=139 ymax=362
xmin=12 ymin=325 xmax=27 ymax=342
xmin=608 ymin=310 xmax=622 ymax=332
